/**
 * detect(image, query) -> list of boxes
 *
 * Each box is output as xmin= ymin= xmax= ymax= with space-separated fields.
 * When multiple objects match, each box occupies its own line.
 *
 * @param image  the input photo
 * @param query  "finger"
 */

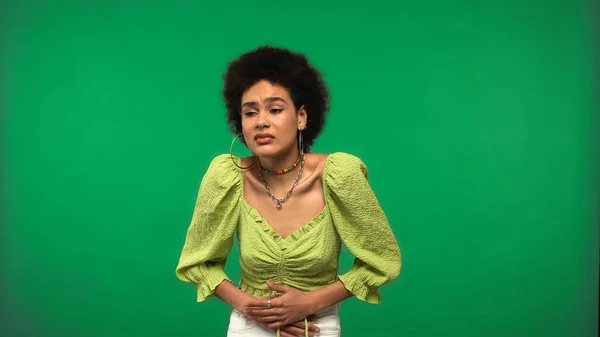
xmin=307 ymin=314 xmax=319 ymax=322
xmin=246 ymin=314 xmax=281 ymax=323
xmin=277 ymin=329 xmax=298 ymax=337
xmin=267 ymin=321 xmax=287 ymax=330
xmin=258 ymin=295 xmax=278 ymax=301
xmin=245 ymin=295 xmax=278 ymax=308
xmin=256 ymin=321 xmax=275 ymax=331
xmin=289 ymin=320 xmax=320 ymax=333
xmin=306 ymin=322 xmax=320 ymax=333
xmin=246 ymin=308 xmax=280 ymax=317
xmin=281 ymin=325 xmax=312 ymax=337
xmin=266 ymin=280 xmax=291 ymax=293
xmin=246 ymin=297 xmax=282 ymax=309
xmin=244 ymin=299 xmax=269 ymax=308
xmin=289 ymin=321 xmax=307 ymax=329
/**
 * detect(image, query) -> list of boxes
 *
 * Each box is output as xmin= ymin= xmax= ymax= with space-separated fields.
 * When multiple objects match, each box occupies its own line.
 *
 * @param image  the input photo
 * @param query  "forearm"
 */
xmin=214 ymin=280 xmax=252 ymax=313
xmin=309 ymin=280 xmax=353 ymax=312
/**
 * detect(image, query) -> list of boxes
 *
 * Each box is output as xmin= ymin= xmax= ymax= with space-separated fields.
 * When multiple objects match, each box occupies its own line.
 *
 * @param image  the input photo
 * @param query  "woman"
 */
xmin=175 ymin=46 xmax=401 ymax=337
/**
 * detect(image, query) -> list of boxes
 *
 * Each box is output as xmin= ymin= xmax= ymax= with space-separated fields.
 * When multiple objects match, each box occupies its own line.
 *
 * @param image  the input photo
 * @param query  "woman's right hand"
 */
xmin=234 ymin=289 xmax=320 ymax=336
xmin=256 ymin=314 xmax=320 ymax=337
xmin=243 ymin=296 xmax=319 ymax=336
xmin=216 ymin=282 xmax=320 ymax=336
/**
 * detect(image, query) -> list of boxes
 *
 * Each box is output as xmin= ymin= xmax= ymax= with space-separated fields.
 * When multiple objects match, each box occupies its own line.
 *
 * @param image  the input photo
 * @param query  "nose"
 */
xmin=255 ymin=110 xmax=270 ymax=129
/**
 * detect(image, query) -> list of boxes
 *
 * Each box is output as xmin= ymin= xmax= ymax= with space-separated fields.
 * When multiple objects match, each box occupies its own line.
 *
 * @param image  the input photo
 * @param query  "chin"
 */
xmin=251 ymin=145 xmax=284 ymax=158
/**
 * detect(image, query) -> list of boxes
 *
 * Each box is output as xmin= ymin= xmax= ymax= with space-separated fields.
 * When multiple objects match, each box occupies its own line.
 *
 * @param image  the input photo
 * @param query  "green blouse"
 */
xmin=175 ymin=152 xmax=401 ymax=304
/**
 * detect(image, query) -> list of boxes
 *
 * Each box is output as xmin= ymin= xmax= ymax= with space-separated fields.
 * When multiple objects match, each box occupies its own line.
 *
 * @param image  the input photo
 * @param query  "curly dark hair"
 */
xmin=222 ymin=45 xmax=331 ymax=152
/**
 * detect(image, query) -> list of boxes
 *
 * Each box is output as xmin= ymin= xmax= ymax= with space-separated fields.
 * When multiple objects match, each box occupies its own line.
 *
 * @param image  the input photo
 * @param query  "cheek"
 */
xmin=285 ymin=118 xmax=301 ymax=136
xmin=239 ymin=121 xmax=253 ymax=143
xmin=241 ymin=119 xmax=252 ymax=133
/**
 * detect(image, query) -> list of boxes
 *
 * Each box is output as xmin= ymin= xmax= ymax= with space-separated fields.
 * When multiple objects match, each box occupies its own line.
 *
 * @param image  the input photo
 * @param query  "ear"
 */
xmin=297 ymin=105 xmax=307 ymax=130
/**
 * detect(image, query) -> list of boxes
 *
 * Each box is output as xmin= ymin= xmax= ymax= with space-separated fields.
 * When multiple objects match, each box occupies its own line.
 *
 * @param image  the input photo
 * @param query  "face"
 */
xmin=240 ymin=80 xmax=307 ymax=158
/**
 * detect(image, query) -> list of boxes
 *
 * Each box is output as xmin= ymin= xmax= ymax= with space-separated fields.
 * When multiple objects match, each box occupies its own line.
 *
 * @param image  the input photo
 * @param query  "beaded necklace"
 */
xmin=258 ymin=153 xmax=305 ymax=209
xmin=258 ymin=154 xmax=302 ymax=175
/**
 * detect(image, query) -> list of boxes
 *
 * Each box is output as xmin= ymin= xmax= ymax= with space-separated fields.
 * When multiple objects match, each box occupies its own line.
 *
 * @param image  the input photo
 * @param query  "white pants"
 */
xmin=226 ymin=304 xmax=341 ymax=337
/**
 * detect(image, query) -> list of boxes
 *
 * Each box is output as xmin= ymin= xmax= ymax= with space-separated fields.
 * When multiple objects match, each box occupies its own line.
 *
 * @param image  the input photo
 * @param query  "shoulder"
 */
xmin=321 ymin=152 xmax=373 ymax=197
xmin=200 ymin=154 xmax=242 ymax=187
xmin=207 ymin=153 xmax=235 ymax=168
xmin=205 ymin=153 xmax=245 ymax=172
xmin=324 ymin=152 xmax=368 ymax=179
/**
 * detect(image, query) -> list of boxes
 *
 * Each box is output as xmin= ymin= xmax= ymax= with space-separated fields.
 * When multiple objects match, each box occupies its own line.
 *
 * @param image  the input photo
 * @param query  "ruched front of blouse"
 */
xmin=175 ymin=152 xmax=401 ymax=304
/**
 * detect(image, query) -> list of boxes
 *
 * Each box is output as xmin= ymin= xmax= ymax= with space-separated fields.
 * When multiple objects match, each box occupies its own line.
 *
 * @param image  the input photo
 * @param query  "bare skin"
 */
xmin=215 ymin=80 xmax=353 ymax=336
xmin=241 ymin=152 xmax=328 ymax=239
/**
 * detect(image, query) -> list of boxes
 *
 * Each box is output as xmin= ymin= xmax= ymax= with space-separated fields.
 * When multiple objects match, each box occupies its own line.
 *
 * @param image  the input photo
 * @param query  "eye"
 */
xmin=270 ymin=108 xmax=283 ymax=114
xmin=243 ymin=111 xmax=257 ymax=117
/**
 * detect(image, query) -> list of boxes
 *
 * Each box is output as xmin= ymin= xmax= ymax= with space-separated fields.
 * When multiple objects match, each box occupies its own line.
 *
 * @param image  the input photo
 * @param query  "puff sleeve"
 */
xmin=175 ymin=154 xmax=242 ymax=302
xmin=324 ymin=152 xmax=401 ymax=304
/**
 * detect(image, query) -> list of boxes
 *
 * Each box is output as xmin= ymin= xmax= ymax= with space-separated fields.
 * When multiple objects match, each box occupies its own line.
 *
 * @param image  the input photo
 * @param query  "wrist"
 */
xmin=306 ymin=281 xmax=351 ymax=313
xmin=215 ymin=281 xmax=252 ymax=314
xmin=233 ymin=293 xmax=252 ymax=314
xmin=306 ymin=290 xmax=323 ymax=313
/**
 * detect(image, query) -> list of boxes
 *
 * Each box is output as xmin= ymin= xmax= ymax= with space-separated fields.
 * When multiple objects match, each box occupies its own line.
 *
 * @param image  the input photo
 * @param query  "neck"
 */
xmin=256 ymin=149 xmax=303 ymax=186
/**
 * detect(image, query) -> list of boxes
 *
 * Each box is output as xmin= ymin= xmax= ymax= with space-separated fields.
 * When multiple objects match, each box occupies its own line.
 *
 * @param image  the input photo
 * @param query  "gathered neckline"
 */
xmin=233 ymin=153 xmax=334 ymax=243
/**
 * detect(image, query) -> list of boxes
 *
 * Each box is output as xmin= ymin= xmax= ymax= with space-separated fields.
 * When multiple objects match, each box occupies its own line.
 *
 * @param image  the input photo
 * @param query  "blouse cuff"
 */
xmin=195 ymin=265 xmax=231 ymax=302
xmin=338 ymin=272 xmax=381 ymax=304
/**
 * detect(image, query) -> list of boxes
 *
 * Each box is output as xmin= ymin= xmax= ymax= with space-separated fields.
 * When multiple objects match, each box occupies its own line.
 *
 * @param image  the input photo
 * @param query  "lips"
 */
xmin=255 ymin=133 xmax=275 ymax=145
xmin=255 ymin=133 xmax=275 ymax=140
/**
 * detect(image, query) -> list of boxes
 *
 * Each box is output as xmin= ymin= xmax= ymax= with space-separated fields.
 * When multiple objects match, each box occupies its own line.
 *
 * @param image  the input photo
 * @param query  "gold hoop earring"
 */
xmin=229 ymin=134 xmax=257 ymax=169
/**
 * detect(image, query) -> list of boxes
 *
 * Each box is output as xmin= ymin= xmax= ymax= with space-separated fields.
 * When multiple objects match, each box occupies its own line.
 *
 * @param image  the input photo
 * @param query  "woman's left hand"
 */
xmin=244 ymin=280 xmax=318 ymax=329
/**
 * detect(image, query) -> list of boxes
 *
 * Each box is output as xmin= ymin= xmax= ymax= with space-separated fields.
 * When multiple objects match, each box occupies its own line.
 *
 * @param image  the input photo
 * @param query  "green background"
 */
xmin=2 ymin=1 xmax=597 ymax=336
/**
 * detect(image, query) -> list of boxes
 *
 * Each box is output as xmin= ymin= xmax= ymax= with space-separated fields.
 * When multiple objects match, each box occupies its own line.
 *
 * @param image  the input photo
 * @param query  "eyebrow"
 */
xmin=241 ymin=96 xmax=287 ymax=108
